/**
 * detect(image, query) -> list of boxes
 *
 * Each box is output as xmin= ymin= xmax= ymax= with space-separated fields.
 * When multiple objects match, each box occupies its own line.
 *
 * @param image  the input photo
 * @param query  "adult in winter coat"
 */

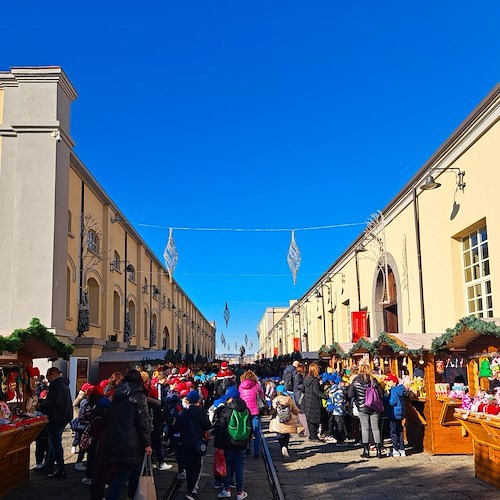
xmin=37 ymin=366 xmax=73 ymax=478
xmin=213 ymin=386 xmax=252 ymax=500
xmin=293 ymin=364 xmax=305 ymax=408
xmin=302 ymin=362 xmax=328 ymax=441
xmin=105 ymin=369 xmax=152 ymax=500
xmin=348 ymin=364 xmax=384 ymax=458
xmin=238 ymin=370 xmax=266 ymax=458
xmin=269 ymin=385 xmax=300 ymax=457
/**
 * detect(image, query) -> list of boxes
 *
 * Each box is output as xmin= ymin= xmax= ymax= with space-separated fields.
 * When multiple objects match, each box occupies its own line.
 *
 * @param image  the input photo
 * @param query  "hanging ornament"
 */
xmin=419 ymin=352 xmax=425 ymax=365
xmin=384 ymin=357 xmax=389 ymax=365
xmin=245 ymin=333 xmax=248 ymax=346
xmin=223 ymin=302 xmax=230 ymax=328
xmin=402 ymin=357 xmax=408 ymax=367
xmin=221 ymin=333 xmax=226 ymax=347
xmin=287 ymin=230 xmax=301 ymax=285
xmin=163 ymin=228 xmax=178 ymax=283
xmin=249 ymin=341 xmax=253 ymax=350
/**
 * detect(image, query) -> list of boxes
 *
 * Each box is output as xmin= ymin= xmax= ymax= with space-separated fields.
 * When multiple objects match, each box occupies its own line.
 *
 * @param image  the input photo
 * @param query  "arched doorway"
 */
xmin=376 ymin=265 xmax=399 ymax=333
xmin=162 ymin=326 xmax=170 ymax=350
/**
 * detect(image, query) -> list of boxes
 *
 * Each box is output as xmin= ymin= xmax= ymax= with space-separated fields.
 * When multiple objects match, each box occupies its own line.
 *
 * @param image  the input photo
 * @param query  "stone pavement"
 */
xmin=262 ymin=422 xmax=499 ymax=500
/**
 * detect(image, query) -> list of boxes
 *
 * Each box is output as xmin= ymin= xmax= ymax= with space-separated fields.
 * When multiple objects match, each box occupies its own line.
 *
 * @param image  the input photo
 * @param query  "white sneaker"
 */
xmin=324 ymin=436 xmax=337 ymax=443
xmin=74 ymin=462 xmax=87 ymax=471
xmin=218 ymin=490 xmax=231 ymax=498
xmin=158 ymin=462 xmax=173 ymax=470
xmin=399 ymin=449 xmax=406 ymax=456
xmin=177 ymin=471 xmax=187 ymax=480
xmin=281 ymin=446 xmax=289 ymax=457
xmin=82 ymin=477 xmax=92 ymax=485
xmin=392 ymin=450 xmax=401 ymax=457
xmin=71 ymin=446 xmax=77 ymax=454
xmin=236 ymin=492 xmax=248 ymax=500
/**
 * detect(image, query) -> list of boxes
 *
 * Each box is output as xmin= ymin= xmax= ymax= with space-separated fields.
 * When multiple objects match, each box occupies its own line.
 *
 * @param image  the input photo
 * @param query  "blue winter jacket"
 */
xmin=383 ymin=384 xmax=407 ymax=421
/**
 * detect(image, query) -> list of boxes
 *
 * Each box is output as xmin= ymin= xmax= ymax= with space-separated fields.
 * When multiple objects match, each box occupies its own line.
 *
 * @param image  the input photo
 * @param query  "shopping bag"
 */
xmin=213 ymin=447 xmax=227 ymax=478
xmin=134 ymin=453 xmax=157 ymax=500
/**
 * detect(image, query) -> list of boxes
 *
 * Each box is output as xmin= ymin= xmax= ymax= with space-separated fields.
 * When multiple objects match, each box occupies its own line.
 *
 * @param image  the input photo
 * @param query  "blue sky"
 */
xmin=3 ymin=1 xmax=500 ymax=354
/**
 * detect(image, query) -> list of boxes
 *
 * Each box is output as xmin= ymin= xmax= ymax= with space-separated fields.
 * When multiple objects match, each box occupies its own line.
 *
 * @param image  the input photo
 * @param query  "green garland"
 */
xmin=373 ymin=332 xmax=424 ymax=356
xmin=0 ymin=318 xmax=74 ymax=360
xmin=318 ymin=343 xmax=349 ymax=359
xmin=430 ymin=315 xmax=500 ymax=354
xmin=348 ymin=338 xmax=378 ymax=356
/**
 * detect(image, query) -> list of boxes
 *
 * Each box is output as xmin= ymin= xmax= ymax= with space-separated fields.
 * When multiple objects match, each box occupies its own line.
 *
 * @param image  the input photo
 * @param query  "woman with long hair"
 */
xmin=348 ymin=364 xmax=384 ymax=458
xmin=104 ymin=369 xmax=152 ymax=500
xmin=238 ymin=369 xmax=266 ymax=458
xmin=302 ymin=362 xmax=328 ymax=441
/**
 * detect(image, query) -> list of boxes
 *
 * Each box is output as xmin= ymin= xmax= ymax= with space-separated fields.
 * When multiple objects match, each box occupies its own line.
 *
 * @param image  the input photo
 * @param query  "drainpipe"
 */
xmin=413 ymin=187 xmax=426 ymax=333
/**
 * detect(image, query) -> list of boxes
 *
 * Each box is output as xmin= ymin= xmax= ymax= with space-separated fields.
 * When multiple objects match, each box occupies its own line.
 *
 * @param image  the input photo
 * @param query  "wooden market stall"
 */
xmin=378 ymin=332 xmax=432 ymax=453
xmin=0 ymin=318 xmax=74 ymax=497
xmin=420 ymin=317 xmax=500 ymax=455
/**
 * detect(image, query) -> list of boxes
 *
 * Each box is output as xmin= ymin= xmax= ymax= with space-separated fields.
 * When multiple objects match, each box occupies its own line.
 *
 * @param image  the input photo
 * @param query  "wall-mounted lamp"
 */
xmin=143 ymin=284 xmax=160 ymax=297
xmin=420 ymin=167 xmax=466 ymax=192
xmin=315 ymin=290 xmax=322 ymax=299
xmin=110 ymin=260 xmax=134 ymax=273
xmin=355 ymin=243 xmax=367 ymax=253
xmin=110 ymin=215 xmax=122 ymax=223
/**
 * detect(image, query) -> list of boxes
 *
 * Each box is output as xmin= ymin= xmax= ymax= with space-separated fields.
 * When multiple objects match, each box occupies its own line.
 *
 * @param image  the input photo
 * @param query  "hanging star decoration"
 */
xmin=163 ymin=228 xmax=178 ymax=283
xmin=249 ymin=341 xmax=253 ymax=350
xmin=221 ymin=333 xmax=226 ymax=347
xmin=223 ymin=302 xmax=230 ymax=328
xmin=244 ymin=333 xmax=248 ymax=346
xmin=287 ymin=229 xmax=301 ymax=285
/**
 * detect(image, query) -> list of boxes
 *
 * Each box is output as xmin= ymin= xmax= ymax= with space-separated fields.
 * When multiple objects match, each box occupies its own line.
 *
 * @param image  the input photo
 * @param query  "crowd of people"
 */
xmin=33 ymin=358 xmax=416 ymax=500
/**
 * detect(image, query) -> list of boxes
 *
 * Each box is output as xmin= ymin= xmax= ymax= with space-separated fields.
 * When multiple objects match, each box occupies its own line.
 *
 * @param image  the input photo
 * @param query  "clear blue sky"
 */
xmin=3 ymin=2 xmax=500 ymax=354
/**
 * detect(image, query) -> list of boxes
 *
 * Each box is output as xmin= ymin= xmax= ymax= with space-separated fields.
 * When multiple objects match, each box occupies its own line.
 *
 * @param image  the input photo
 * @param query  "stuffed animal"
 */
xmin=490 ymin=356 xmax=500 ymax=378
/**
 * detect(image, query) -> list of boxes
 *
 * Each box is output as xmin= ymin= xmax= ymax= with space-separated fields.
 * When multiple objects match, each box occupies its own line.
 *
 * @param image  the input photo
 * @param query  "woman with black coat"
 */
xmin=302 ymin=363 xmax=328 ymax=441
xmin=348 ymin=364 xmax=384 ymax=458
xmin=104 ymin=369 xmax=152 ymax=500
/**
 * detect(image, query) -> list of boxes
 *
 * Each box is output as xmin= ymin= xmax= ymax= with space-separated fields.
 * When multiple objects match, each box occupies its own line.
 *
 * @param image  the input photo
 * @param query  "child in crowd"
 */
xmin=383 ymin=374 xmax=407 ymax=457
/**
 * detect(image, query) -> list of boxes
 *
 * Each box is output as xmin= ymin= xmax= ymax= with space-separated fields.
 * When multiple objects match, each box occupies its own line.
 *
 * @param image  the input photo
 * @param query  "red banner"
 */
xmin=293 ymin=338 xmax=301 ymax=352
xmin=352 ymin=311 xmax=368 ymax=342
xmin=273 ymin=347 xmax=278 ymax=357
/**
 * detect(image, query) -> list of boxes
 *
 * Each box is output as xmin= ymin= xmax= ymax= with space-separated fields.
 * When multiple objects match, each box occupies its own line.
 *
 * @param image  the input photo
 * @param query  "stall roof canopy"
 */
xmin=0 ymin=318 xmax=74 ymax=360
xmin=430 ymin=316 xmax=500 ymax=354
xmin=384 ymin=333 xmax=434 ymax=352
xmin=95 ymin=350 xmax=169 ymax=364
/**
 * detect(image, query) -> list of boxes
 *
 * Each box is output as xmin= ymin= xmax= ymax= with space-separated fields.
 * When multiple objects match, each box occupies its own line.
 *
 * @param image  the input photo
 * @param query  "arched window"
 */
xmin=113 ymin=291 xmax=121 ymax=331
xmin=88 ymin=278 xmax=100 ymax=325
xmin=66 ymin=267 xmax=71 ymax=318
xmin=128 ymin=301 xmax=136 ymax=336
xmin=127 ymin=265 xmax=136 ymax=283
xmin=87 ymin=229 xmax=99 ymax=254
xmin=162 ymin=326 xmax=169 ymax=350
xmin=113 ymin=251 xmax=121 ymax=271
xmin=144 ymin=308 xmax=149 ymax=339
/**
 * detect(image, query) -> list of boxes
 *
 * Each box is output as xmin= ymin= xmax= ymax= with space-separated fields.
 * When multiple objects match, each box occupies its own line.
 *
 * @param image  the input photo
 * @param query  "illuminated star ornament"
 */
xmin=223 ymin=302 xmax=230 ymax=328
xmin=287 ymin=229 xmax=301 ymax=285
xmin=163 ymin=228 xmax=178 ymax=283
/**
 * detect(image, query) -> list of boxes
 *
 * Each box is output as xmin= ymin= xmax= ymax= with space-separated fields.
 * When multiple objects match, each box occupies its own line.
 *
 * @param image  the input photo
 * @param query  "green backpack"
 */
xmin=228 ymin=408 xmax=252 ymax=444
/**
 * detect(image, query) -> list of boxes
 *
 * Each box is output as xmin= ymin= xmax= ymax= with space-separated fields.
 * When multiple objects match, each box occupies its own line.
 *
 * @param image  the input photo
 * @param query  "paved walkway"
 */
xmin=5 ymin=419 xmax=499 ymax=500
xmin=5 ymin=426 xmax=271 ymax=500
xmin=262 ymin=423 xmax=498 ymax=500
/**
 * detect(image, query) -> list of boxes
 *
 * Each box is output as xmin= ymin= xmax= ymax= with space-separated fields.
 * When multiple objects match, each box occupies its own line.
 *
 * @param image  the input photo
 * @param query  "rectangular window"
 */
xmin=462 ymin=225 xmax=493 ymax=318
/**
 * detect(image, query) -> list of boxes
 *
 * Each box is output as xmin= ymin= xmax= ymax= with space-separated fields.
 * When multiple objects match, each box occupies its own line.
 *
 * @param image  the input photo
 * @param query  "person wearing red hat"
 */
xmin=383 ymin=374 xmax=407 ymax=457
xmin=214 ymin=362 xmax=235 ymax=399
xmin=178 ymin=366 xmax=190 ymax=380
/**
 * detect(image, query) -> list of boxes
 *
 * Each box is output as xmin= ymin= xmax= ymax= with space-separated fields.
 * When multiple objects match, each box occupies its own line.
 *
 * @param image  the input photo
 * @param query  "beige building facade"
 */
xmin=0 ymin=67 xmax=215 ymax=375
xmin=261 ymin=84 xmax=500 ymax=358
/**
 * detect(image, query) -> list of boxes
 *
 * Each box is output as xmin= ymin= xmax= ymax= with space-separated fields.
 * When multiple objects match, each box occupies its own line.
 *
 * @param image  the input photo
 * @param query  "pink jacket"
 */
xmin=238 ymin=380 xmax=264 ymax=416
